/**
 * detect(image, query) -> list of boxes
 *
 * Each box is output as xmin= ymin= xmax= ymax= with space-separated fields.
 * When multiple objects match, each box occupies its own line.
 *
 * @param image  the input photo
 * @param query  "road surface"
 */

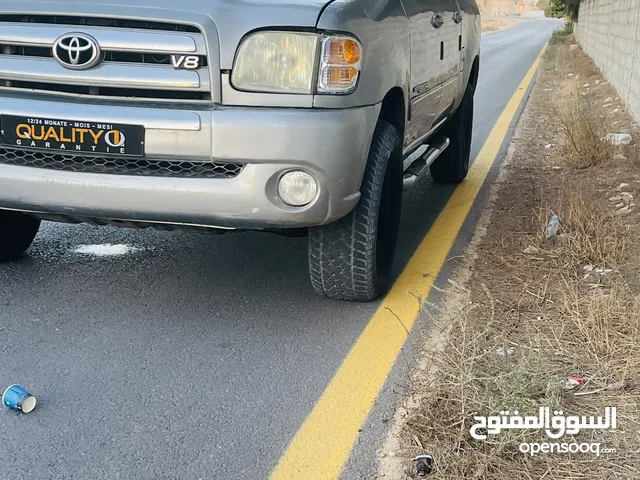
xmin=0 ymin=18 xmax=561 ymax=480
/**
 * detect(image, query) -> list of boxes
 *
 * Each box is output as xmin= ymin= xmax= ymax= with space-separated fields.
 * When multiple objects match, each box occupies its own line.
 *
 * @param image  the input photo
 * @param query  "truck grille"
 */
xmin=0 ymin=15 xmax=211 ymax=102
xmin=0 ymin=148 xmax=244 ymax=179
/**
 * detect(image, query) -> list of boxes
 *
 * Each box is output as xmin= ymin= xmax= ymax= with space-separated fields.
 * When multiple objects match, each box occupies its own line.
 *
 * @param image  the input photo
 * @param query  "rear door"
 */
xmin=402 ymin=0 xmax=443 ymax=151
xmin=436 ymin=0 xmax=464 ymax=118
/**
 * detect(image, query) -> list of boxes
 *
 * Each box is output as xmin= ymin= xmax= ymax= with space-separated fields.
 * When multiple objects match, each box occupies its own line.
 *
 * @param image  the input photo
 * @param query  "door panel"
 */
xmin=402 ymin=0 xmax=443 ymax=150
xmin=437 ymin=0 xmax=463 ymax=117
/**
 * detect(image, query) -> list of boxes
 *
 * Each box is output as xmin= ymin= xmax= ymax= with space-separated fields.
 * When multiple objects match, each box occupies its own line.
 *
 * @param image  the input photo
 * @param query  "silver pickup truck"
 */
xmin=0 ymin=0 xmax=480 ymax=301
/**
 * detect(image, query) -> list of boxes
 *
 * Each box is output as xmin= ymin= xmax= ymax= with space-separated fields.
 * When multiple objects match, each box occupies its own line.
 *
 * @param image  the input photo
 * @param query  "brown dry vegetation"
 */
xmin=481 ymin=17 xmax=523 ymax=33
xmin=392 ymin=32 xmax=640 ymax=479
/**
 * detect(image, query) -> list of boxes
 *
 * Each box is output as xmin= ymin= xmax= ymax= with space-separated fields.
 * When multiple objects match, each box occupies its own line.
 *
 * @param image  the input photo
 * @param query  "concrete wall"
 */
xmin=575 ymin=0 xmax=640 ymax=122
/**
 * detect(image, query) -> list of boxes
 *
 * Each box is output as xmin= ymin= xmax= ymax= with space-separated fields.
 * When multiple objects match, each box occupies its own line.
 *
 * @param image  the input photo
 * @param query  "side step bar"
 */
xmin=402 ymin=137 xmax=450 ymax=189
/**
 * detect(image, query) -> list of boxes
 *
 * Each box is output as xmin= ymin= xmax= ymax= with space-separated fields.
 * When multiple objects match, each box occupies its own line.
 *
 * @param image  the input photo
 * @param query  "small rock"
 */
xmin=523 ymin=246 xmax=540 ymax=255
xmin=552 ymin=166 xmax=562 ymax=171
xmin=609 ymin=195 xmax=622 ymax=202
xmin=568 ymin=73 xmax=574 ymax=76
xmin=603 ymin=103 xmax=612 ymax=108
xmin=544 ymin=144 xmax=553 ymax=149
xmin=583 ymin=83 xmax=590 ymax=88
xmin=581 ymin=92 xmax=587 ymax=96
xmin=595 ymin=80 xmax=600 ymax=84
xmin=583 ymin=265 xmax=594 ymax=272
xmin=614 ymin=154 xmax=628 ymax=161
xmin=616 ymin=205 xmax=631 ymax=215
xmin=617 ymin=183 xmax=630 ymax=189
xmin=496 ymin=346 xmax=516 ymax=356
xmin=606 ymin=381 xmax=625 ymax=391
xmin=615 ymin=202 xmax=625 ymax=208
xmin=605 ymin=96 xmax=614 ymax=102
xmin=620 ymin=192 xmax=634 ymax=200
xmin=612 ymin=108 xmax=620 ymax=114
xmin=569 ymin=44 xmax=579 ymax=50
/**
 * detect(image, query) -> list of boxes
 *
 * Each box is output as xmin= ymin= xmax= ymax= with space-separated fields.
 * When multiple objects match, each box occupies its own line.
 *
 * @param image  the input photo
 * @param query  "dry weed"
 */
xmin=553 ymin=98 xmax=616 ymax=168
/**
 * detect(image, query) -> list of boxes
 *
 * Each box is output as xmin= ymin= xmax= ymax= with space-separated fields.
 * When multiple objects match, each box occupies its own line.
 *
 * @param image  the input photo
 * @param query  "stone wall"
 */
xmin=575 ymin=0 xmax=640 ymax=122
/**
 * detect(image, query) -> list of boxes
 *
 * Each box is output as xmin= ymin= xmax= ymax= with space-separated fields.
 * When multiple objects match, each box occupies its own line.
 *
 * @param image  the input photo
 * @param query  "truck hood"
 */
xmin=2 ymin=0 xmax=333 ymax=68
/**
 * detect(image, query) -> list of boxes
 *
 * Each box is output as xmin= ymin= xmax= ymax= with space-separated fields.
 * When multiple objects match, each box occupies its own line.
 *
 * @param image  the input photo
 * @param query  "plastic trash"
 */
xmin=546 ymin=215 xmax=561 ymax=240
xmin=413 ymin=454 xmax=434 ymax=476
xmin=3 ymin=385 xmax=36 ymax=413
xmin=564 ymin=376 xmax=584 ymax=390
xmin=603 ymin=133 xmax=632 ymax=146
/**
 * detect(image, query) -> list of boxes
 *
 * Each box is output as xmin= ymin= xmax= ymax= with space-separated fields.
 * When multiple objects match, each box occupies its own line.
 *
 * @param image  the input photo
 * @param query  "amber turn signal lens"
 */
xmin=342 ymin=39 xmax=361 ymax=64
xmin=323 ymin=38 xmax=362 ymax=65
xmin=318 ymin=35 xmax=363 ymax=94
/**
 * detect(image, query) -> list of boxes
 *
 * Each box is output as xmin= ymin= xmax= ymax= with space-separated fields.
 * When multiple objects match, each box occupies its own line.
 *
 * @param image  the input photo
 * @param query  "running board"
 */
xmin=402 ymin=137 xmax=450 ymax=189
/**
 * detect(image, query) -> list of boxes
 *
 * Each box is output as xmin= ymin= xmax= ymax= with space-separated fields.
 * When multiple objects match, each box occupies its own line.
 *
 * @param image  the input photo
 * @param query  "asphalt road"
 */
xmin=0 ymin=19 xmax=560 ymax=480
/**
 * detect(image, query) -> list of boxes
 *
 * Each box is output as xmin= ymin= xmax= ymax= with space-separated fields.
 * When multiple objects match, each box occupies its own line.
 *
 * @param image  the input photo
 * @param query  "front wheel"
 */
xmin=0 ymin=210 xmax=41 ymax=263
xmin=308 ymin=120 xmax=403 ymax=301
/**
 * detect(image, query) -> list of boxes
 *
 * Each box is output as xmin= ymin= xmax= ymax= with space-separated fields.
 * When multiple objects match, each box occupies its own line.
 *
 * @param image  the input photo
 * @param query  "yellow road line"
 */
xmin=271 ymin=45 xmax=547 ymax=480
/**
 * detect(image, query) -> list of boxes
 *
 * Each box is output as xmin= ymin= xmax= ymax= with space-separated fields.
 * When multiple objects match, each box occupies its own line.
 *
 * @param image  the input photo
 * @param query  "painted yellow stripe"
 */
xmin=271 ymin=45 xmax=547 ymax=480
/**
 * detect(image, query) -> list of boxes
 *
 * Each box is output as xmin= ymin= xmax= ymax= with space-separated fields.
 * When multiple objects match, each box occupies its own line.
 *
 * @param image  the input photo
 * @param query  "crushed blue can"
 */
xmin=3 ymin=385 xmax=37 ymax=413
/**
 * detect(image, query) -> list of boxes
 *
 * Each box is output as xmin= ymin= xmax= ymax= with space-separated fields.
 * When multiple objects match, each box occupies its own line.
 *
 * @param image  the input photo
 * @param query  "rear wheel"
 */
xmin=0 ymin=210 xmax=41 ymax=263
xmin=308 ymin=120 xmax=402 ymax=301
xmin=430 ymin=82 xmax=475 ymax=183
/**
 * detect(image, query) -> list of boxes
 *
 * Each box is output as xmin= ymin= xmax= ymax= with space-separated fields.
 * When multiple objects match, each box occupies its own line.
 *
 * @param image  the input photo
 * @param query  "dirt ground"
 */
xmin=380 ymin=31 xmax=640 ymax=480
xmin=482 ymin=16 xmax=524 ymax=33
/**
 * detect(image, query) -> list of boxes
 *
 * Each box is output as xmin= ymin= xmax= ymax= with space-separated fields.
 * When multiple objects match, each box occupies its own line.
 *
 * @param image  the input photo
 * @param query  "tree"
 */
xmin=544 ymin=0 xmax=580 ymax=20
xmin=544 ymin=0 xmax=567 ymax=18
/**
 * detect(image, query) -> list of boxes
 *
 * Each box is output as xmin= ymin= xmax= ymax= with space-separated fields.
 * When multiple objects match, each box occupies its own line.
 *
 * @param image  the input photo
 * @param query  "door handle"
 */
xmin=431 ymin=14 xmax=444 ymax=29
xmin=453 ymin=11 xmax=463 ymax=24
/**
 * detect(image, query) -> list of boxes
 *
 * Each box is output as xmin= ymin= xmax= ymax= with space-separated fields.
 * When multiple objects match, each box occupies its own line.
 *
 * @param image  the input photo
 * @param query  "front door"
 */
xmin=402 ymin=0 xmax=444 ymax=151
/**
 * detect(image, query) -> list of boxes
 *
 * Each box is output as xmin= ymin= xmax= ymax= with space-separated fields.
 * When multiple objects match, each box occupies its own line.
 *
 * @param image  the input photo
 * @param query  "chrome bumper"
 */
xmin=0 ymin=95 xmax=380 ymax=228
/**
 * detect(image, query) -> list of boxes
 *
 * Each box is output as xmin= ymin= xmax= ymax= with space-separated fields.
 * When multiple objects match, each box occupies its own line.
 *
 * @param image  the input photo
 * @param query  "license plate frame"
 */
xmin=0 ymin=115 xmax=145 ymax=157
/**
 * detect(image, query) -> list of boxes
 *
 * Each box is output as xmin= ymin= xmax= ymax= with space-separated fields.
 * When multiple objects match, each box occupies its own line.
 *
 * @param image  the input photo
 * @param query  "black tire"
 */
xmin=430 ymin=83 xmax=475 ymax=183
xmin=308 ymin=120 xmax=403 ymax=301
xmin=0 ymin=210 xmax=41 ymax=263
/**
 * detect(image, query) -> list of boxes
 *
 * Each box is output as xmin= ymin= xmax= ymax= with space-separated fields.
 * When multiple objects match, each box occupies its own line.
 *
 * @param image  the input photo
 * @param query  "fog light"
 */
xmin=277 ymin=170 xmax=318 ymax=206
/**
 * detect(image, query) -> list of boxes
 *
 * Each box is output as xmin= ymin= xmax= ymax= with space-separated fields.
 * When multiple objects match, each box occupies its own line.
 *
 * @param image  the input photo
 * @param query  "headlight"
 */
xmin=231 ymin=32 xmax=362 ymax=95
xmin=232 ymin=32 xmax=319 ymax=94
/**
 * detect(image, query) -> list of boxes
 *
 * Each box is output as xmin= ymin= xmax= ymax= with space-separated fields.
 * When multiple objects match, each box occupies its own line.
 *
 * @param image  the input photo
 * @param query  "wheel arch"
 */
xmin=378 ymin=86 xmax=406 ymax=144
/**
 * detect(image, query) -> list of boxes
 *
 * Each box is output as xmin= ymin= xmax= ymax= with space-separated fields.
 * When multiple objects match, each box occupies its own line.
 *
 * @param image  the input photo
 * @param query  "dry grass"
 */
xmin=553 ymin=98 xmax=616 ymax=168
xmin=545 ymin=34 xmax=616 ymax=168
xmin=481 ymin=17 xmax=523 ymax=33
xmin=402 ymin=187 xmax=640 ymax=479
xmin=397 ymin=31 xmax=640 ymax=479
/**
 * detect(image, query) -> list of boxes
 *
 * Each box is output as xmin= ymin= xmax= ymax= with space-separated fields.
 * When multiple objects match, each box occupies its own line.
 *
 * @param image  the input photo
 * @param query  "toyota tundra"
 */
xmin=0 ymin=0 xmax=480 ymax=301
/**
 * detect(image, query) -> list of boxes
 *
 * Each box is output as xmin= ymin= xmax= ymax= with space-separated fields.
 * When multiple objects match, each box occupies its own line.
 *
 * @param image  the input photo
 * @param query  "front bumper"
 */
xmin=0 ymin=95 xmax=380 ymax=229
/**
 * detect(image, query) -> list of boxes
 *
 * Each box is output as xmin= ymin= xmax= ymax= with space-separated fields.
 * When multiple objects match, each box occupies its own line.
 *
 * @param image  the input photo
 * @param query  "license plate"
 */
xmin=0 ymin=115 xmax=145 ymax=156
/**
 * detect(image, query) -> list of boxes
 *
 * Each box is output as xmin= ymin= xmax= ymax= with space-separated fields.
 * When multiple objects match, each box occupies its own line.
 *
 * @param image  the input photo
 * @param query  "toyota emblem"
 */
xmin=53 ymin=33 xmax=101 ymax=70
